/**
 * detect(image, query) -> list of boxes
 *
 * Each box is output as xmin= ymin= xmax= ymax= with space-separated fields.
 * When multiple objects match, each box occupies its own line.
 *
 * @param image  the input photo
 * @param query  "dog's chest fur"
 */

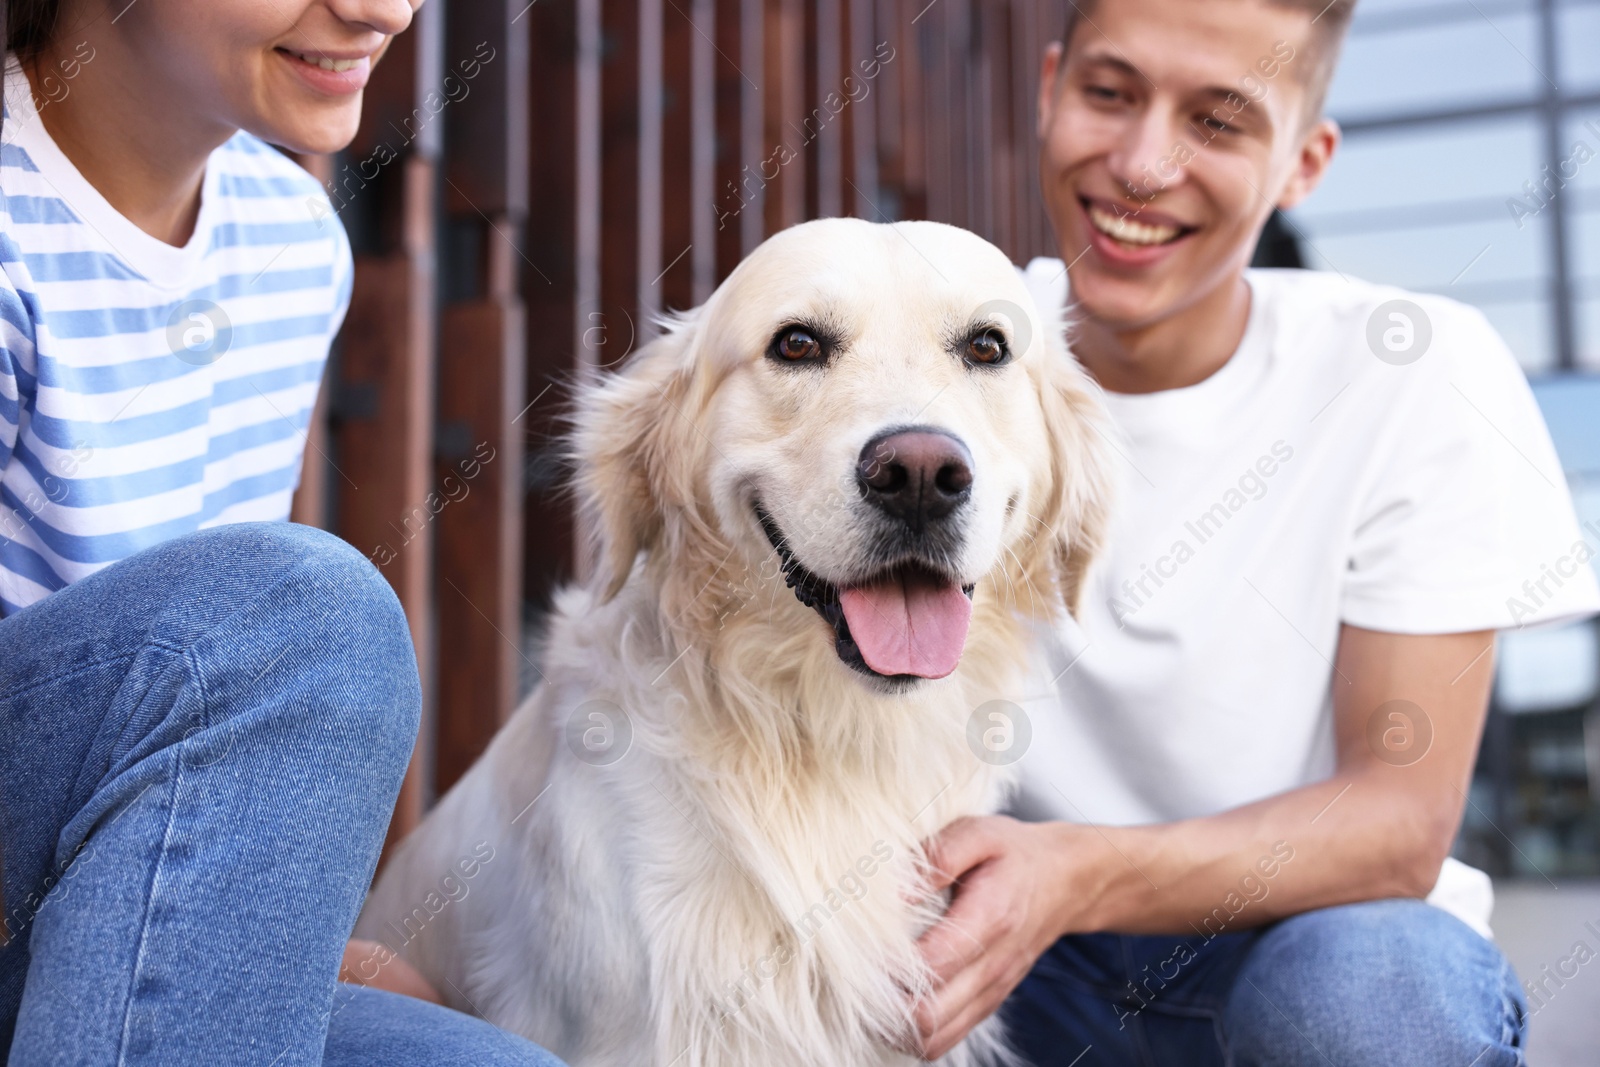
xmin=364 ymin=584 xmax=1024 ymax=1067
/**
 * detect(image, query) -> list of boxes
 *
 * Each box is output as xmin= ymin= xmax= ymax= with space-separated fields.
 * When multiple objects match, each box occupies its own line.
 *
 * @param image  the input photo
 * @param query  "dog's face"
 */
xmin=579 ymin=219 xmax=1112 ymax=691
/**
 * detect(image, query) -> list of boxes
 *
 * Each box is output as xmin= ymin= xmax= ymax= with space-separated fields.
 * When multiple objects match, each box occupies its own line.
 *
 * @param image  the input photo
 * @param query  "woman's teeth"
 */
xmin=286 ymin=50 xmax=362 ymax=73
xmin=1088 ymin=204 xmax=1182 ymax=247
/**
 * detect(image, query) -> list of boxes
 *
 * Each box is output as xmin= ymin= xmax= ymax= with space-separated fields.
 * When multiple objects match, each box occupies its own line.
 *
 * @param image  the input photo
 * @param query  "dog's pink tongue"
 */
xmin=839 ymin=573 xmax=972 ymax=679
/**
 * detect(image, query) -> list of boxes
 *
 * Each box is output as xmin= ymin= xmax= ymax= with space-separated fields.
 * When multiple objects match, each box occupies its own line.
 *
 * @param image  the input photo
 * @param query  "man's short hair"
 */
xmin=1062 ymin=0 xmax=1359 ymax=122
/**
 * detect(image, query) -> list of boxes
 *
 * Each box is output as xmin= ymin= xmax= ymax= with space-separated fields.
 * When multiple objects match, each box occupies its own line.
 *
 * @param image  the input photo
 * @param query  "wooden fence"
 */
xmin=291 ymin=0 xmax=1072 ymax=843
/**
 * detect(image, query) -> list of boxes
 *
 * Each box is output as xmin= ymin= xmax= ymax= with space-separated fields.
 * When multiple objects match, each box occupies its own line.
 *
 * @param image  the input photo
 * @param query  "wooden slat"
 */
xmin=872 ymin=0 xmax=904 ymax=219
xmin=813 ymin=0 xmax=843 ymax=218
xmin=802 ymin=0 xmax=820 ymax=218
xmin=896 ymin=0 xmax=928 ymax=219
xmin=714 ymin=0 xmax=747 ymax=276
xmin=288 ymin=152 xmax=335 ymax=531
xmin=987 ymin=1 xmax=1015 ymax=257
xmin=288 ymin=378 xmax=330 ymax=530
xmin=660 ymin=0 xmax=696 ymax=312
xmin=1033 ymin=0 xmax=1068 ymax=258
xmin=1007 ymin=0 xmax=1034 ymax=261
xmin=576 ymin=0 xmax=602 ymax=368
xmin=847 ymin=0 xmax=879 ymax=218
xmin=529 ymin=0 xmax=584 ymax=601
xmin=335 ymin=6 xmax=442 ymax=849
xmin=691 ymin=0 xmax=718 ymax=302
xmin=923 ymin=3 xmax=951 ymax=224
xmin=442 ymin=7 xmax=528 ymax=215
xmin=601 ymin=0 xmax=642 ymax=349
xmin=739 ymin=0 xmax=766 ymax=256
xmin=926 ymin=1 xmax=948 ymax=223
xmin=433 ymin=0 xmax=531 ymax=794
xmin=638 ymin=0 xmax=664 ymax=334
xmin=435 ymin=296 xmax=526 ymax=791
xmin=767 ymin=0 xmax=806 ymax=231
xmin=969 ymin=0 xmax=995 ymax=243
xmin=837 ymin=0 xmax=856 ymax=217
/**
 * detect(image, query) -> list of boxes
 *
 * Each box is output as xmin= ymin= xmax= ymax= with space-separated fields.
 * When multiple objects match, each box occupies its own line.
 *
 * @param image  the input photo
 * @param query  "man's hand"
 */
xmin=910 ymin=626 xmax=1496 ymax=1059
xmin=913 ymin=816 xmax=1101 ymax=1060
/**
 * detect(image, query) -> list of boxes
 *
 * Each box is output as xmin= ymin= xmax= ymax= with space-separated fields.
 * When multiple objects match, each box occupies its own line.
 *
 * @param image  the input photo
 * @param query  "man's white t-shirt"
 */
xmin=1013 ymin=260 xmax=1600 ymax=938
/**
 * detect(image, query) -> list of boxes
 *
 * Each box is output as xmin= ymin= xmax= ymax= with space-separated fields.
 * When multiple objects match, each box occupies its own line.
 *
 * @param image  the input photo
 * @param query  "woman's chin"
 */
xmin=253 ymin=109 xmax=364 ymax=159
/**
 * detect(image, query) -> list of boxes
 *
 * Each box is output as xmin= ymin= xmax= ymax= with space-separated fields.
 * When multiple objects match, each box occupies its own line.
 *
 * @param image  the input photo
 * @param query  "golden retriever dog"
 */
xmin=356 ymin=217 xmax=1114 ymax=1067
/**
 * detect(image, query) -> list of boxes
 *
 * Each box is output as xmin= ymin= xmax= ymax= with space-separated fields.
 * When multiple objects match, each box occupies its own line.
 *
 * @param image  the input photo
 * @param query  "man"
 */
xmin=912 ymin=1 xmax=1599 ymax=1064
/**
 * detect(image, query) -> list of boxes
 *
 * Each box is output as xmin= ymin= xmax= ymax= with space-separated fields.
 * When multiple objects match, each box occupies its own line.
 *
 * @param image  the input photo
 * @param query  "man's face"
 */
xmin=1037 ymin=0 xmax=1337 ymax=331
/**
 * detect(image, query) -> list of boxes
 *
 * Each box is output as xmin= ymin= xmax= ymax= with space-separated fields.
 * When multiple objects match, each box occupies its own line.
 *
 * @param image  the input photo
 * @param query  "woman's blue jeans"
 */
xmin=0 ymin=523 xmax=561 ymax=1066
xmin=1005 ymin=898 xmax=1529 ymax=1065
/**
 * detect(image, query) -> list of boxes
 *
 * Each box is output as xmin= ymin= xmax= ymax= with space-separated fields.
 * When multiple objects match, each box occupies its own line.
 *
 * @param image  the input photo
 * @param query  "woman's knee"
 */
xmin=1223 ymin=899 xmax=1526 ymax=1066
xmin=222 ymin=525 xmax=418 ymax=734
xmin=68 ymin=523 xmax=402 ymax=656
xmin=150 ymin=524 xmax=422 ymax=769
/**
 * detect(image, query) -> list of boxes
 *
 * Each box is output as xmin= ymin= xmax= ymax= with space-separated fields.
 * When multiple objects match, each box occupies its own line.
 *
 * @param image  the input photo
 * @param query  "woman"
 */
xmin=0 ymin=1 xmax=560 ymax=1063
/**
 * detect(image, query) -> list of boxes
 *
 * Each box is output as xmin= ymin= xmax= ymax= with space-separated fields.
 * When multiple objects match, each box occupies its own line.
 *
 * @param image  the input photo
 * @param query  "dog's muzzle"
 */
xmin=756 ymin=501 xmax=976 ymax=686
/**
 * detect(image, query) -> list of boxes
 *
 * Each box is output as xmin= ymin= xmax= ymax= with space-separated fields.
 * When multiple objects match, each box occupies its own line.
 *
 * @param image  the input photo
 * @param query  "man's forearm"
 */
xmin=1060 ymin=769 xmax=1459 ymax=937
xmin=1054 ymin=626 xmax=1493 ymax=938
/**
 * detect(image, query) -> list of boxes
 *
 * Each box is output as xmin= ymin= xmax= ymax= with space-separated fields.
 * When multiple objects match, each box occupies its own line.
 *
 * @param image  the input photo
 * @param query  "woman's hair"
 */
xmin=1 ymin=0 xmax=60 ymax=152
xmin=6 ymin=0 xmax=61 ymax=60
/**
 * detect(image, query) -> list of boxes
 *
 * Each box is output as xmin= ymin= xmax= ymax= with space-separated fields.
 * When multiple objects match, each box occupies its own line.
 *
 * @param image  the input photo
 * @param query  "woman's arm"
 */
xmin=912 ymin=625 xmax=1495 ymax=1059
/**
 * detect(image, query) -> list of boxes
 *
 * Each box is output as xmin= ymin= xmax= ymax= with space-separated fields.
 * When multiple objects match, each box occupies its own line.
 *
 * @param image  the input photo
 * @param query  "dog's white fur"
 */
xmin=356 ymin=219 xmax=1114 ymax=1067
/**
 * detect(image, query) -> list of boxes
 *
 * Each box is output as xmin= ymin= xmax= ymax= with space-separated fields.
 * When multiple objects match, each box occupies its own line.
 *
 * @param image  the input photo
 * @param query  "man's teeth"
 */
xmin=1088 ymin=204 xmax=1182 ymax=247
xmin=289 ymin=51 xmax=361 ymax=73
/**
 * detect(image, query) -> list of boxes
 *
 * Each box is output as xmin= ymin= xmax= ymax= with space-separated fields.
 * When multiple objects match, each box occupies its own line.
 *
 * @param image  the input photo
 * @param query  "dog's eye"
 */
xmin=966 ymin=329 xmax=1009 ymax=366
xmin=772 ymin=327 xmax=823 ymax=363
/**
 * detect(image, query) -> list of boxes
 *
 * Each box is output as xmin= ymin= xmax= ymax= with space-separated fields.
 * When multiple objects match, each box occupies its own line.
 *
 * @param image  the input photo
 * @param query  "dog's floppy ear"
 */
xmin=1035 ymin=338 xmax=1117 ymax=618
xmin=573 ymin=317 xmax=702 ymax=599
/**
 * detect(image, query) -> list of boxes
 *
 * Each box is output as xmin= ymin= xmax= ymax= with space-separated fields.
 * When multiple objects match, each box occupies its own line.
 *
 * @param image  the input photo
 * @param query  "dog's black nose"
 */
xmin=857 ymin=428 xmax=973 ymax=526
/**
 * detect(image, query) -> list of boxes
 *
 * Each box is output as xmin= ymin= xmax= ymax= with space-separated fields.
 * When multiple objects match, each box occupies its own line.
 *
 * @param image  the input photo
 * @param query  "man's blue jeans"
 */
xmin=1005 ymin=898 xmax=1528 ymax=1065
xmin=0 ymin=524 xmax=562 ymax=1066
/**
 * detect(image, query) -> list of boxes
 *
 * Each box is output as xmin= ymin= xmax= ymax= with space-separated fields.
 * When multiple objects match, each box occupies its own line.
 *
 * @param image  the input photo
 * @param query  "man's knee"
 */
xmin=1224 ymin=899 xmax=1526 ymax=1066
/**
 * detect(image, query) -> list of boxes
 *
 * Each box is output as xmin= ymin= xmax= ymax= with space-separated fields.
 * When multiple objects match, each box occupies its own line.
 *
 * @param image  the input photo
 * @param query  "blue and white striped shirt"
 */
xmin=0 ymin=59 xmax=351 ymax=615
